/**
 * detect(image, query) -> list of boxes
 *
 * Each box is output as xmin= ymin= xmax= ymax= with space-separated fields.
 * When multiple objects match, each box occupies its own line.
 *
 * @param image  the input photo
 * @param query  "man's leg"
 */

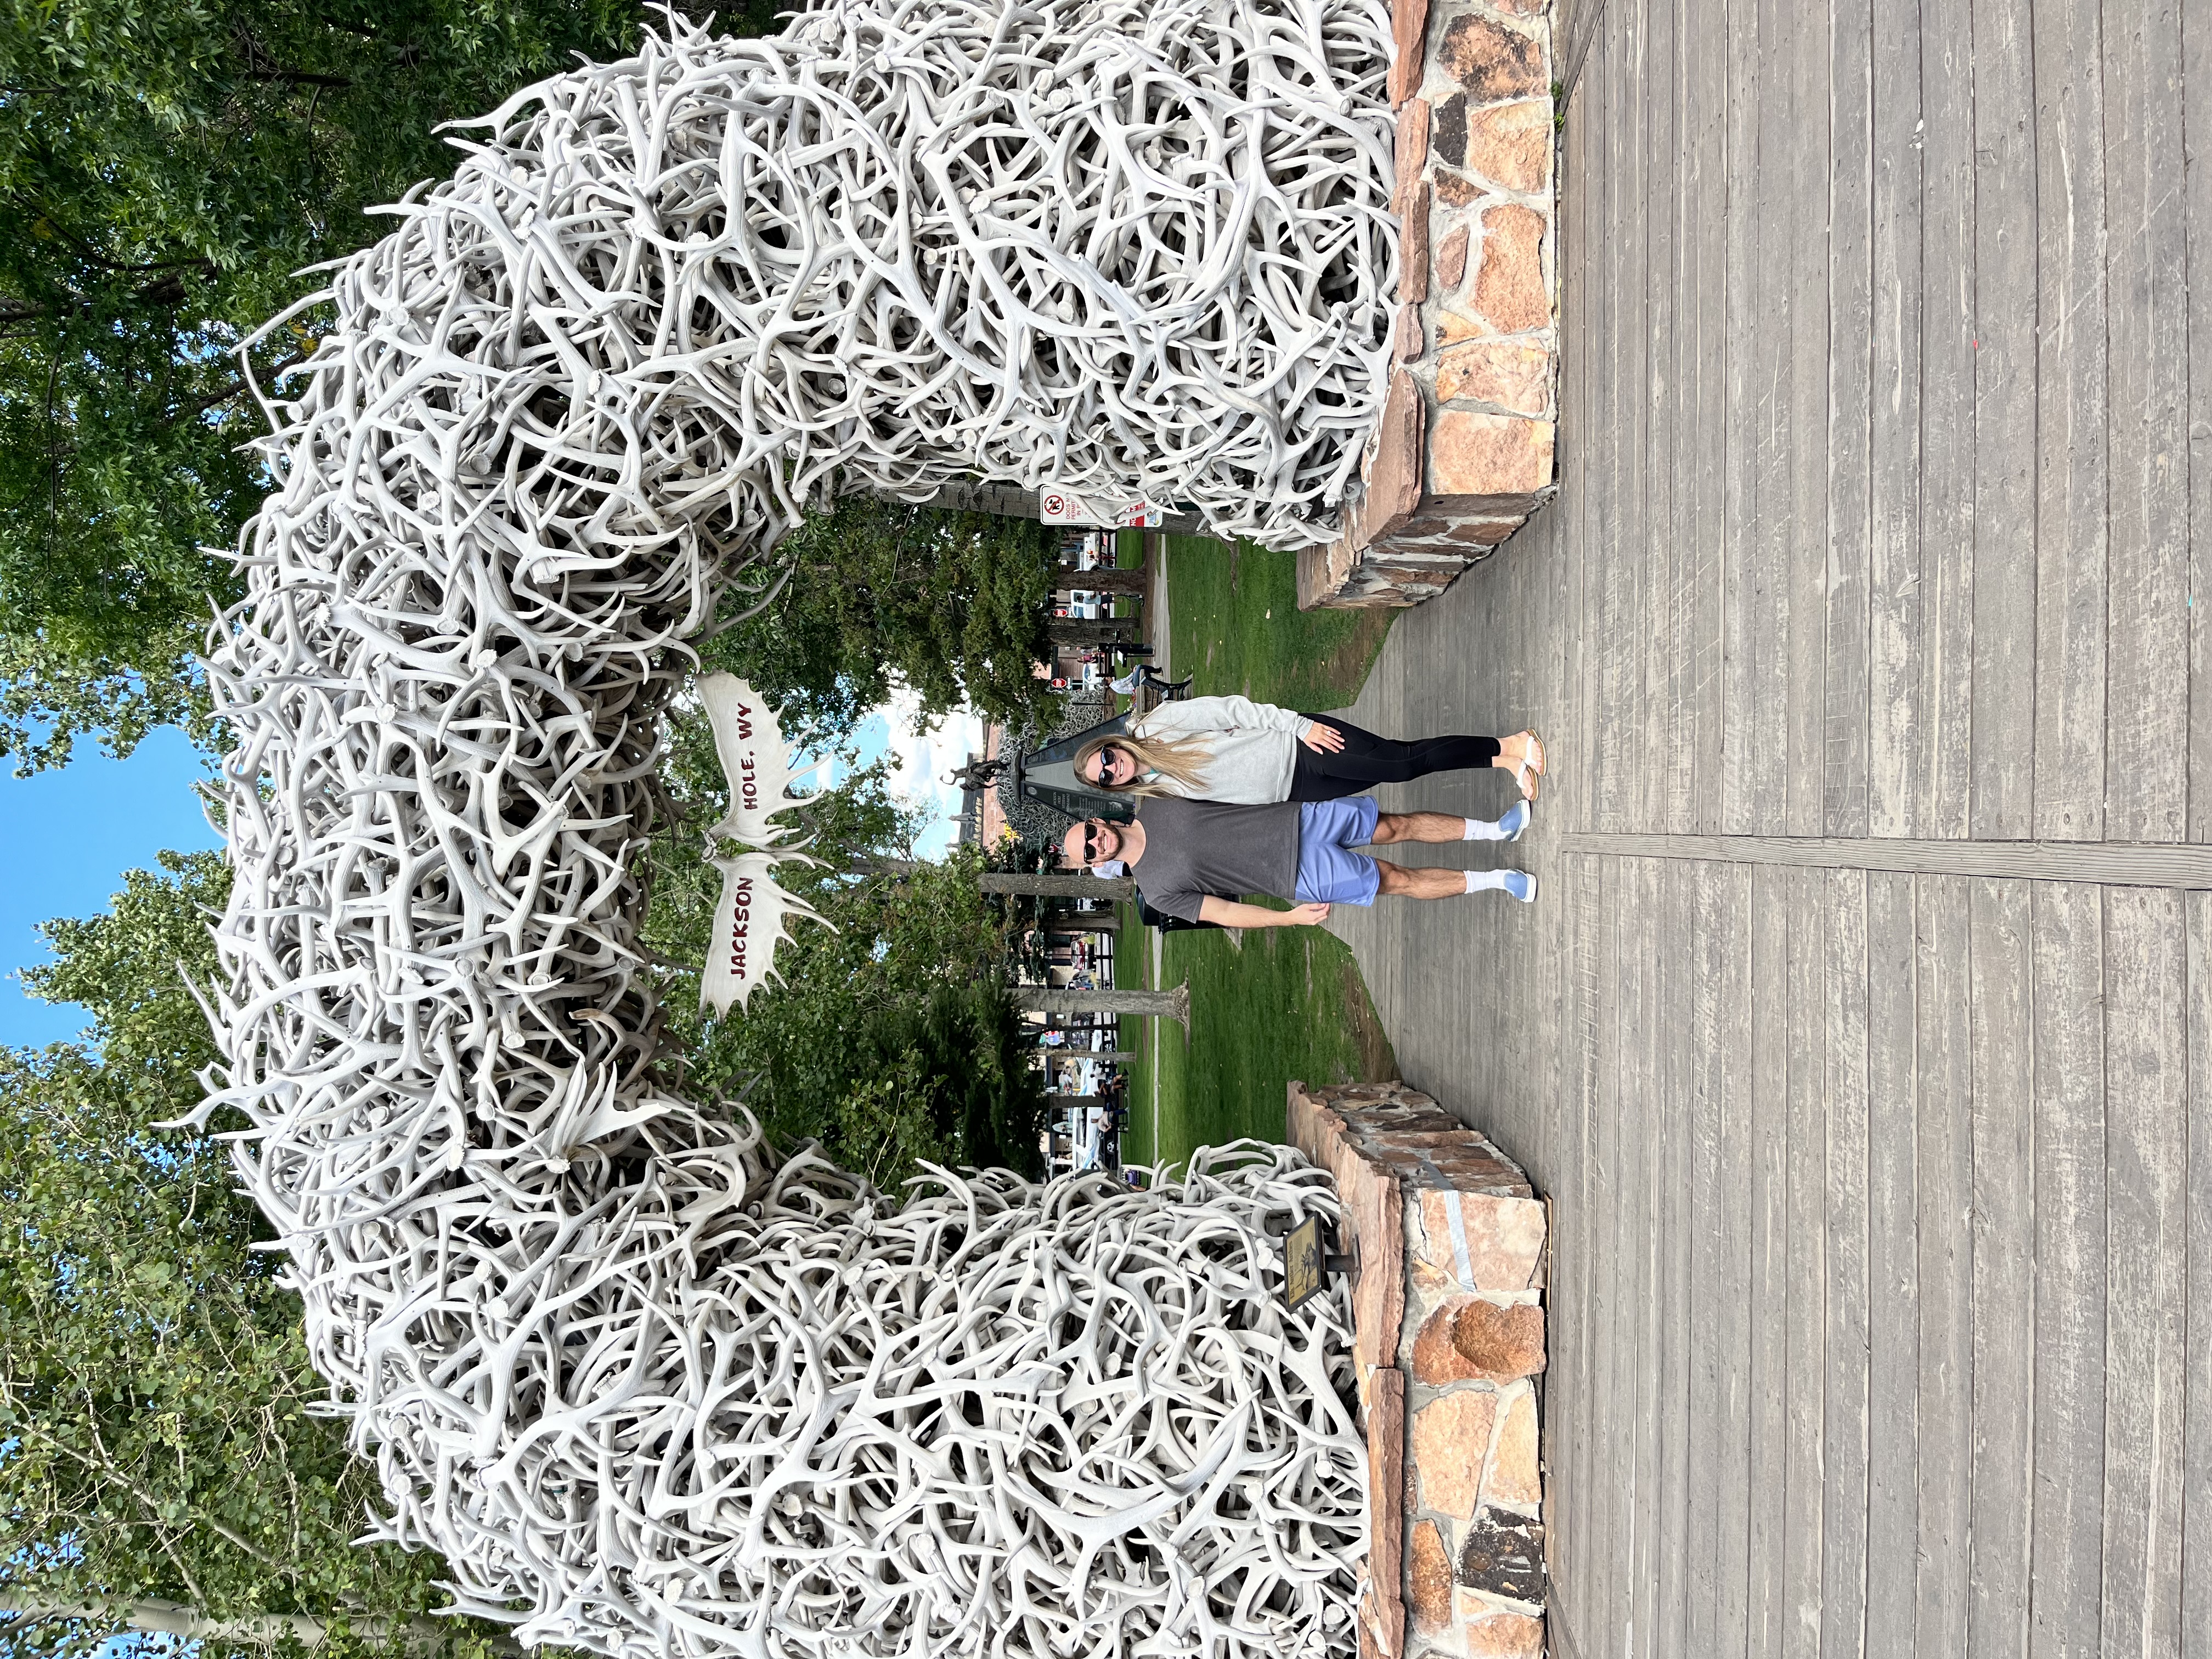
xmin=1374 ymin=859 xmax=1538 ymax=902
xmin=1372 ymin=810 xmax=1474 ymax=844
xmin=1374 ymin=859 xmax=1465 ymax=898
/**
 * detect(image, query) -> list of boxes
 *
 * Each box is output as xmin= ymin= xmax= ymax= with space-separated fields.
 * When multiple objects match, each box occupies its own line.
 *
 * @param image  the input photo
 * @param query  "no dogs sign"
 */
xmin=1040 ymin=486 xmax=1163 ymax=528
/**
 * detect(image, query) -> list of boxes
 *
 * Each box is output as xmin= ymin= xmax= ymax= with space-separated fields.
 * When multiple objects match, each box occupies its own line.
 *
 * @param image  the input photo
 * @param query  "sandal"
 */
xmin=1504 ymin=730 xmax=1544 ymax=802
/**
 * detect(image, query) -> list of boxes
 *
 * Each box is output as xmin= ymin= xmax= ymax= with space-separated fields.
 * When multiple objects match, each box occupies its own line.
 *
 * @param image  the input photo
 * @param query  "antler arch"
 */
xmin=204 ymin=2 xmax=1398 ymax=1655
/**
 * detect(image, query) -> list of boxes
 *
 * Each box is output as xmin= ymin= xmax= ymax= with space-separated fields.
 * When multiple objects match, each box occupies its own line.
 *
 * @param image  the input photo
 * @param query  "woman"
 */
xmin=1074 ymin=694 xmax=1544 ymax=806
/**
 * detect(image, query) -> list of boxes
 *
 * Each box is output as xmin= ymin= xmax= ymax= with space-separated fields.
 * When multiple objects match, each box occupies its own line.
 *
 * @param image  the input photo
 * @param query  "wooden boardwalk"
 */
xmin=1323 ymin=0 xmax=2212 ymax=1651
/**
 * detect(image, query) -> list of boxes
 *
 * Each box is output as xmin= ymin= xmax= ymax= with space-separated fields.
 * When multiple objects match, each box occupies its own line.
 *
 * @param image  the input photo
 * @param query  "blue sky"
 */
xmin=0 ymin=700 xmax=980 ymax=1050
xmin=0 ymin=727 xmax=225 ymax=1047
xmin=842 ymin=691 xmax=986 ymax=858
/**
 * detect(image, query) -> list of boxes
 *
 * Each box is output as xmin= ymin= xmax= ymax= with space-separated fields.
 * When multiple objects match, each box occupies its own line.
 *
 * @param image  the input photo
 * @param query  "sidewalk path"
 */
xmin=1323 ymin=2 xmax=2212 ymax=1647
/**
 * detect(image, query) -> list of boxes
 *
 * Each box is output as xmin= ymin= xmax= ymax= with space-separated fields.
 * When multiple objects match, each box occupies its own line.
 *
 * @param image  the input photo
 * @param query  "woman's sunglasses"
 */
xmin=1093 ymin=744 xmax=1128 ymax=782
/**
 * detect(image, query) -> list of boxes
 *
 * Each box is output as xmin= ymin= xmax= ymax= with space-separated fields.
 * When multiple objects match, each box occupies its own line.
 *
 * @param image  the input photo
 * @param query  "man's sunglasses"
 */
xmin=1082 ymin=823 xmax=1108 ymax=861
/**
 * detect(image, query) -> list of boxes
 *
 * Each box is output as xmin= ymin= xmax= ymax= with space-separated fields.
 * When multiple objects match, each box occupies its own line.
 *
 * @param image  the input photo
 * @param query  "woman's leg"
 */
xmin=1286 ymin=716 xmax=1502 ymax=800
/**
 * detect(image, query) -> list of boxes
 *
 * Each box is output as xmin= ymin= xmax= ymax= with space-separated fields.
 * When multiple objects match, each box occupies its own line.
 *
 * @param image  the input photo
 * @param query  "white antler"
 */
xmin=201 ymin=2 xmax=1392 ymax=1654
xmin=699 ymin=673 xmax=824 ymax=848
xmin=699 ymin=850 xmax=834 ymax=1013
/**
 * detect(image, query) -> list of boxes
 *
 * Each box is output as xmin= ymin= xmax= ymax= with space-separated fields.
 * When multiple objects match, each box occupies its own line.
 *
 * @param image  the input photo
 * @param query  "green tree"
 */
xmin=642 ymin=701 xmax=1047 ymax=1189
xmin=0 ymin=851 xmax=515 ymax=1658
xmin=703 ymin=494 xmax=1062 ymax=751
xmin=0 ymin=0 xmax=793 ymax=773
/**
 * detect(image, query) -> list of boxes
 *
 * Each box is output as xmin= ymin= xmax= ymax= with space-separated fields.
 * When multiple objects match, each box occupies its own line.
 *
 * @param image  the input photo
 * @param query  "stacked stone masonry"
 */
xmin=1289 ymin=1081 xmax=1549 ymax=1659
xmin=1299 ymin=0 xmax=1559 ymax=609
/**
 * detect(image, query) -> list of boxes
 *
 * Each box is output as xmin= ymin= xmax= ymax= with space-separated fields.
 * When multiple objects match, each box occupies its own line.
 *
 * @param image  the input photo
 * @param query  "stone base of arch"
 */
xmin=1300 ymin=0 xmax=1561 ymax=610
xmin=1289 ymin=1081 xmax=1551 ymax=1659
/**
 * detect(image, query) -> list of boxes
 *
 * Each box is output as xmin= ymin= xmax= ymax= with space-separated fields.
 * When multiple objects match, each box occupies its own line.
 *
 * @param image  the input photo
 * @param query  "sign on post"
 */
xmin=1280 ymin=1214 xmax=1356 ymax=1313
xmin=1040 ymin=486 xmax=1164 ymax=529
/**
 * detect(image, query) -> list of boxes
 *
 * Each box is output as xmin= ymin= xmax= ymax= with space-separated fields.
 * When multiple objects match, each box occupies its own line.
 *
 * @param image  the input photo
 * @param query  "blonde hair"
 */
xmin=1074 ymin=727 xmax=1216 ymax=797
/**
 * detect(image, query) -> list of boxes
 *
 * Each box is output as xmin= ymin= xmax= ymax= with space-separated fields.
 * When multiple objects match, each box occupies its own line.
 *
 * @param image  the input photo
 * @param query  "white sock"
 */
xmin=1464 ymin=868 xmax=1510 ymax=893
xmin=1462 ymin=815 xmax=1508 ymax=842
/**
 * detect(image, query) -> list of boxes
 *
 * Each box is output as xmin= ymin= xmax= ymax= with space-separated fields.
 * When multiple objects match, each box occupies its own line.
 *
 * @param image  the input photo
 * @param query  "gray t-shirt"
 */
xmin=1131 ymin=796 xmax=1302 ymax=922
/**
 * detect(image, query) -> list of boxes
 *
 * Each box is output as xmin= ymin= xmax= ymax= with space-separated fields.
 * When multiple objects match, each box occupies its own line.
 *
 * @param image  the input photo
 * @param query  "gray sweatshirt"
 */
xmin=1130 ymin=695 xmax=1313 ymax=804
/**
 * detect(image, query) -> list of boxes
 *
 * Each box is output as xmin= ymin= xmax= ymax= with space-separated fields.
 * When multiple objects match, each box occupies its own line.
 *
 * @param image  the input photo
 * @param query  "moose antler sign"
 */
xmin=697 ymin=674 xmax=832 ymax=1014
xmin=699 ymin=850 xmax=831 ymax=1014
xmin=699 ymin=672 xmax=822 ymax=845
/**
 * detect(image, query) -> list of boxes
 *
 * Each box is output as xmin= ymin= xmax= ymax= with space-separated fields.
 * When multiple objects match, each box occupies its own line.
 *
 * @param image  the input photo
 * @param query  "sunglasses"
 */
xmin=1094 ymin=744 xmax=1129 ymax=782
xmin=1082 ymin=823 xmax=1108 ymax=861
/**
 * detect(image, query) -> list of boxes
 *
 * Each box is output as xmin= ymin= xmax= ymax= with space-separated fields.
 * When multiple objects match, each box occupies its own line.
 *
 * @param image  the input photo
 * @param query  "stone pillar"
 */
xmin=1300 ymin=0 xmax=1560 ymax=610
xmin=1289 ymin=1080 xmax=1550 ymax=1659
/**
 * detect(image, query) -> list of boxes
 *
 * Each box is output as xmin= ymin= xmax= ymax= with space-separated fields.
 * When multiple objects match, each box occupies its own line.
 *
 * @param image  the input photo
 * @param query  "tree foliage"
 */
xmin=0 ymin=852 xmax=514 ymax=1659
xmin=0 ymin=707 xmax=1049 ymax=1652
xmin=0 ymin=0 xmax=789 ymax=772
xmin=702 ymin=494 xmax=1061 ymax=751
xmin=642 ymin=699 xmax=1047 ymax=1188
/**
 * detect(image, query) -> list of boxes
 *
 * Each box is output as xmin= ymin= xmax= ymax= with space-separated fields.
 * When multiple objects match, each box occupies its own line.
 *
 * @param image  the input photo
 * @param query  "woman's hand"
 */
xmin=1300 ymin=721 xmax=1346 ymax=754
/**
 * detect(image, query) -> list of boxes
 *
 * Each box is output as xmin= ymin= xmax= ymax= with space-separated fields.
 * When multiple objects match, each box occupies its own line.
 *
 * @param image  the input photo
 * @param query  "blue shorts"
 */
xmin=1294 ymin=797 xmax=1382 ymax=906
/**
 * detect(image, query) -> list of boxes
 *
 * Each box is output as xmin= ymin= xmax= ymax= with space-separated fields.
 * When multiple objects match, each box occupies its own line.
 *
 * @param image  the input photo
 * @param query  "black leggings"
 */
xmin=1285 ymin=717 xmax=1500 ymax=802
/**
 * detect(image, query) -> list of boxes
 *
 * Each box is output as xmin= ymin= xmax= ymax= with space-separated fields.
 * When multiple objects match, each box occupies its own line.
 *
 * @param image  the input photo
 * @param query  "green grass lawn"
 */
xmin=1110 ymin=534 xmax=1400 ymax=1174
xmin=1139 ymin=532 xmax=1395 ymax=708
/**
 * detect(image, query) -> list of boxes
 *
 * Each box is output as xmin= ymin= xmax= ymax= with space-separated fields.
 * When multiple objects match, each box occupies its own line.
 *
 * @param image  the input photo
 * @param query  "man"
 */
xmin=1059 ymin=794 xmax=1534 ymax=929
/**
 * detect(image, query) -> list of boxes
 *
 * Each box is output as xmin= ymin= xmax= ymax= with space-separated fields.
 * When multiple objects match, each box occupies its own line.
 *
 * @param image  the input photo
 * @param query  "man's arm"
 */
xmin=1197 ymin=896 xmax=1330 ymax=928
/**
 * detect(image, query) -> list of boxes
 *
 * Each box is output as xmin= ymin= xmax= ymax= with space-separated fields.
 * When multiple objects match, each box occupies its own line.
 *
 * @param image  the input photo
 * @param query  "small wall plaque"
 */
xmin=1282 ymin=1214 xmax=1355 ymax=1313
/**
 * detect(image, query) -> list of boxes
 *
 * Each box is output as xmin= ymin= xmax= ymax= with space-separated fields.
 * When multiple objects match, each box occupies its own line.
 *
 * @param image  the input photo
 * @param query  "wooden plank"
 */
xmin=1686 ymin=0 xmax=1728 ymax=837
xmin=1564 ymin=799 xmax=1607 ymax=1616
xmin=2190 ymin=0 xmax=2212 ymax=842
xmin=1590 ymin=851 xmax=1629 ymax=1651
xmin=1718 ymin=0 xmax=1765 ymax=836
xmin=1782 ymin=866 xmax=1826 ymax=1659
xmin=2183 ymin=895 xmax=2212 ymax=1649
xmin=1914 ymin=874 xmax=1973 ymax=1657
xmin=1670 ymin=0 xmax=1700 ymax=837
xmin=2097 ymin=886 xmax=2185 ymax=1656
xmin=1543 ymin=865 xmax=1593 ymax=1618
xmin=1966 ymin=0 xmax=2037 ymax=840
xmin=1863 ymin=871 xmax=1918 ymax=1655
xmin=1570 ymin=18 xmax=1602 ymax=843
xmin=1590 ymin=0 xmax=1632 ymax=837
xmin=2100 ymin=0 xmax=2191 ymax=843
xmin=1825 ymin=0 xmax=1874 ymax=839
xmin=1654 ymin=858 xmax=1695 ymax=1659
xmin=1609 ymin=0 xmax=1652 ymax=837
xmin=1819 ymin=868 xmax=1870 ymax=1659
xmin=1645 ymin=0 xmax=1683 ymax=840
xmin=2027 ymin=0 xmax=2109 ymax=842
xmin=1781 ymin=0 xmax=1830 ymax=839
xmin=1627 ymin=855 xmax=1663 ymax=1659
xmin=1742 ymin=0 xmax=1794 ymax=839
xmin=1914 ymin=0 xmax=1974 ymax=839
xmin=1747 ymin=860 xmax=1791 ymax=1657
xmin=1684 ymin=856 xmax=1728 ymax=1657
xmin=1866 ymin=0 xmax=1924 ymax=838
xmin=1712 ymin=861 xmax=1756 ymax=1659
xmin=1553 ymin=831 xmax=2212 ymax=889
xmin=1557 ymin=0 xmax=1613 ymax=103
xmin=1966 ymin=877 xmax=2034 ymax=1659
xmin=2026 ymin=880 xmax=2106 ymax=1658
xmin=1562 ymin=849 xmax=1607 ymax=1632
